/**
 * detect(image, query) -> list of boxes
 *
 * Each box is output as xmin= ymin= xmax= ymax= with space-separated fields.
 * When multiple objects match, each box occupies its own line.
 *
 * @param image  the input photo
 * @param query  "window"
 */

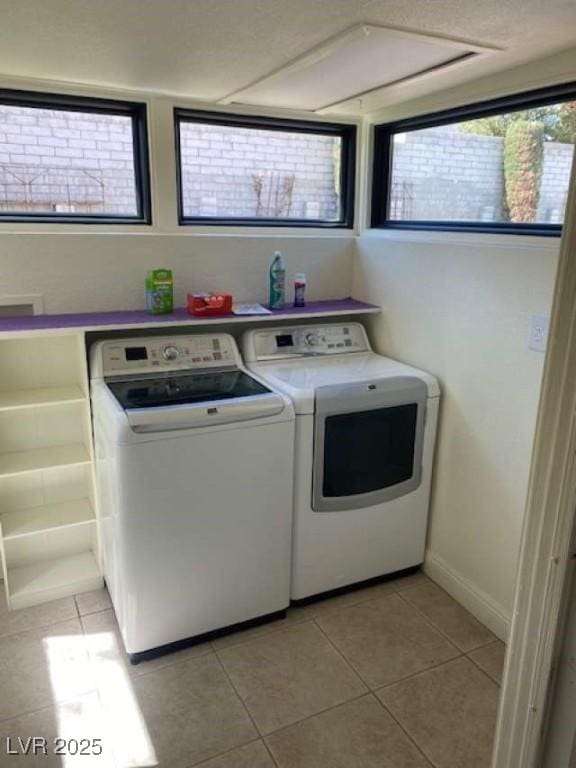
xmin=175 ymin=110 xmax=356 ymax=227
xmin=372 ymin=83 xmax=576 ymax=235
xmin=0 ymin=90 xmax=151 ymax=223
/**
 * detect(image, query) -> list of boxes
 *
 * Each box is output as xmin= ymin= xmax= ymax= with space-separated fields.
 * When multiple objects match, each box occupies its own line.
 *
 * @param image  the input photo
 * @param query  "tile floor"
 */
xmin=0 ymin=572 xmax=505 ymax=767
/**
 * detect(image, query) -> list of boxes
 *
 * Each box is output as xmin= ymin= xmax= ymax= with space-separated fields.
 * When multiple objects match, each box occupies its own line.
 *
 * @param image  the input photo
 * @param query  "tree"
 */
xmin=460 ymin=102 xmax=576 ymax=143
xmin=556 ymin=101 xmax=576 ymax=143
xmin=504 ymin=121 xmax=544 ymax=223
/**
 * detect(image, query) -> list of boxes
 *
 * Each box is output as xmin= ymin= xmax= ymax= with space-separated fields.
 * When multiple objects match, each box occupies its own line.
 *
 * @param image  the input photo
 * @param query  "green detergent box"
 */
xmin=145 ymin=269 xmax=174 ymax=314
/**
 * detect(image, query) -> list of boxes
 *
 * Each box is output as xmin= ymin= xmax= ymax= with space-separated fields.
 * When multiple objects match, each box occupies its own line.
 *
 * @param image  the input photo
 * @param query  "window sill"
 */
xmin=360 ymin=227 xmax=562 ymax=251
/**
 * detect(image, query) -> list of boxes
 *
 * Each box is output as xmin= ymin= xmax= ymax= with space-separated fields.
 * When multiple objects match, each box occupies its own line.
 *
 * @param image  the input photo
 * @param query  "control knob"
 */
xmin=163 ymin=345 xmax=179 ymax=361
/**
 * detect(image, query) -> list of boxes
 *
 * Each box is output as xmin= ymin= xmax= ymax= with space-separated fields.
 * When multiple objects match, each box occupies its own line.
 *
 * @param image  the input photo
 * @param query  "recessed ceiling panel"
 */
xmin=221 ymin=24 xmax=497 ymax=111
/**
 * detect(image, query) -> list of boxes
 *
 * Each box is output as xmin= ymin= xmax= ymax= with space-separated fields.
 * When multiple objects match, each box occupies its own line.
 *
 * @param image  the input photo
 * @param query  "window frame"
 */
xmin=174 ymin=109 xmax=356 ymax=228
xmin=371 ymin=81 xmax=576 ymax=237
xmin=0 ymin=89 xmax=151 ymax=225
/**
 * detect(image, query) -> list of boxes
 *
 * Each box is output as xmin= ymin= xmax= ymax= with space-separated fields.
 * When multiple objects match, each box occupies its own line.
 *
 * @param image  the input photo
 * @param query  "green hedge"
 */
xmin=503 ymin=120 xmax=544 ymax=223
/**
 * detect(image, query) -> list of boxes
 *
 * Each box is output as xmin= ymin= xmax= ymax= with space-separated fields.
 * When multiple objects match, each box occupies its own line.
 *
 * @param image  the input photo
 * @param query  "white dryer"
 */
xmin=242 ymin=323 xmax=440 ymax=601
xmin=90 ymin=333 xmax=295 ymax=661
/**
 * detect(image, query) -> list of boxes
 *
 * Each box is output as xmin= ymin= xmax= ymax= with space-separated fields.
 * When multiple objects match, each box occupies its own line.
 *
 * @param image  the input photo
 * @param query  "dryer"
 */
xmin=242 ymin=322 xmax=440 ymax=601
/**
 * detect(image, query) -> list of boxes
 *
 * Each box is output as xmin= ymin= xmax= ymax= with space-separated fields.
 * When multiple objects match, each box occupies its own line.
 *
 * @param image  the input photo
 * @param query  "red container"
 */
xmin=187 ymin=293 xmax=233 ymax=316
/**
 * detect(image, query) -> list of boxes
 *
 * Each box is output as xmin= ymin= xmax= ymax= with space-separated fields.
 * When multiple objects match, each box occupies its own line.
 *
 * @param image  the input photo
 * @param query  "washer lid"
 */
xmin=248 ymin=353 xmax=440 ymax=414
xmin=107 ymin=370 xmax=272 ymax=410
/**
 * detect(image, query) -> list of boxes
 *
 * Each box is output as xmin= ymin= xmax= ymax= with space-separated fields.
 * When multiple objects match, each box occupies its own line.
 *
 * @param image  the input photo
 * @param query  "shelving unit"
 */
xmin=0 ymin=333 xmax=102 ymax=610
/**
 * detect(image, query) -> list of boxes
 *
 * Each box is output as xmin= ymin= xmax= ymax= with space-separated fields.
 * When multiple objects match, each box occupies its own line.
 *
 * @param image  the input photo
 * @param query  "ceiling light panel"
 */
xmin=220 ymin=24 xmax=497 ymax=112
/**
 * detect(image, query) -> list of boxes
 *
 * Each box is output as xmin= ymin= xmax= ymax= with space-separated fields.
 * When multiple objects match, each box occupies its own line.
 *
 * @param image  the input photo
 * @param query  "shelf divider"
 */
xmin=0 ymin=443 xmax=91 ymax=479
xmin=1 ymin=498 xmax=95 ymax=540
xmin=0 ymin=385 xmax=85 ymax=412
xmin=8 ymin=551 xmax=102 ymax=610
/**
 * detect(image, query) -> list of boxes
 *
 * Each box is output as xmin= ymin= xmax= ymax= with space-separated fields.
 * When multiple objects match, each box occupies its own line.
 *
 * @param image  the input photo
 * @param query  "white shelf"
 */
xmin=0 ymin=385 xmax=85 ymax=412
xmin=8 ymin=551 xmax=102 ymax=610
xmin=0 ymin=443 xmax=91 ymax=479
xmin=1 ymin=498 xmax=94 ymax=540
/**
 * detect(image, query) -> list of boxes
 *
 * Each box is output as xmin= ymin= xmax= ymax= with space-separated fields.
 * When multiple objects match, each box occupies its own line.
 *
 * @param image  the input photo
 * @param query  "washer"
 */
xmin=242 ymin=322 xmax=440 ymax=601
xmin=90 ymin=332 xmax=295 ymax=661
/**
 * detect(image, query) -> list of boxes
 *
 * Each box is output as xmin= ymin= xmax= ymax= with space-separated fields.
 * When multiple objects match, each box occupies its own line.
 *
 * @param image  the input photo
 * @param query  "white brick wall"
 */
xmin=391 ymin=127 xmax=574 ymax=223
xmin=0 ymin=105 xmax=137 ymax=215
xmin=179 ymin=123 xmax=340 ymax=220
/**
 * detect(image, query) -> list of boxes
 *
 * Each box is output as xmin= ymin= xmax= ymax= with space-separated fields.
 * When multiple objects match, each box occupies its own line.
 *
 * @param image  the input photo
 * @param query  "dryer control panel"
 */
xmin=92 ymin=334 xmax=239 ymax=378
xmin=244 ymin=323 xmax=371 ymax=362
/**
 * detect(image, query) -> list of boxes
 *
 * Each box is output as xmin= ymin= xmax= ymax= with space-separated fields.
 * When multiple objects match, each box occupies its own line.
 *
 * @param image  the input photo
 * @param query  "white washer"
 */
xmin=90 ymin=332 xmax=295 ymax=661
xmin=242 ymin=323 xmax=440 ymax=601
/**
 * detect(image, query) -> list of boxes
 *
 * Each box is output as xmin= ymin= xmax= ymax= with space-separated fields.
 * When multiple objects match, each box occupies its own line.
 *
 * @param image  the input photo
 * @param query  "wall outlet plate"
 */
xmin=529 ymin=314 xmax=550 ymax=353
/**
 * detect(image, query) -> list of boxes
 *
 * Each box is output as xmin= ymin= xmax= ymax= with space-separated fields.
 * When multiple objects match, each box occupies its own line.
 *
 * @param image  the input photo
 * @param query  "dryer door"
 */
xmin=313 ymin=376 xmax=427 ymax=512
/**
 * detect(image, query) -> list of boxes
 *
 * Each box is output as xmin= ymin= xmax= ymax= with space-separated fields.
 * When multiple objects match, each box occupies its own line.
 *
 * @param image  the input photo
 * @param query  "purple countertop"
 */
xmin=0 ymin=298 xmax=380 ymax=333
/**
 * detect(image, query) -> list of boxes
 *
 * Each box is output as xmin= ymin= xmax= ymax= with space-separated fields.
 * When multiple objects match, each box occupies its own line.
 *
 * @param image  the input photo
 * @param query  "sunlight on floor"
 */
xmin=43 ymin=630 xmax=158 ymax=767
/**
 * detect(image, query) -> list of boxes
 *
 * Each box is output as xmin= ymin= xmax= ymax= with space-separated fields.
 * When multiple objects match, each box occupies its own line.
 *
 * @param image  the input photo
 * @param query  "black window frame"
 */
xmin=0 ymin=89 xmax=151 ymax=225
xmin=174 ymin=109 xmax=356 ymax=228
xmin=371 ymin=81 xmax=576 ymax=237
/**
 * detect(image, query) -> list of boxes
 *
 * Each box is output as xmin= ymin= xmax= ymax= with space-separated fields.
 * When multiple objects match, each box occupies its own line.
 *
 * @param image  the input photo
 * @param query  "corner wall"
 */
xmin=353 ymin=231 xmax=559 ymax=638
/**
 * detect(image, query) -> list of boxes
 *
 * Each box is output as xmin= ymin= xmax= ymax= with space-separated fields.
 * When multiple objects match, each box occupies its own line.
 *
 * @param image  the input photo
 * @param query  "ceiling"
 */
xmin=0 ymin=0 xmax=575 ymax=115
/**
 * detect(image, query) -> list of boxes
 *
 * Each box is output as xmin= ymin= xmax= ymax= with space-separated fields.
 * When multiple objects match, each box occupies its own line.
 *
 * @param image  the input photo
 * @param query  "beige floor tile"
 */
xmin=212 ymin=605 xmax=313 ymax=651
xmin=82 ymin=608 xmax=213 ymax=678
xmin=196 ymin=740 xmax=274 ymax=768
xmin=378 ymin=657 xmax=500 ymax=768
xmin=305 ymin=571 xmax=431 ymax=620
xmin=75 ymin=588 xmax=112 ymax=616
xmin=468 ymin=641 xmax=506 ymax=684
xmin=401 ymin=583 xmax=496 ymax=652
xmin=218 ymin=621 xmax=367 ymax=735
xmin=307 ymin=581 xmax=397 ymax=619
xmin=390 ymin=571 xmax=431 ymax=592
xmin=0 ymin=692 xmax=114 ymax=766
xmin=267 ymin=694 xmax=431 ymax=768
xmin=109 ymin=654 xmax=257 ymax=768
xmin=0 ymin=590 xmax=78 ymax=639
xmin=0 ymin=618 xmax=95 ymax=721
xmin=316 ymin=593 xmax=460 ymax=689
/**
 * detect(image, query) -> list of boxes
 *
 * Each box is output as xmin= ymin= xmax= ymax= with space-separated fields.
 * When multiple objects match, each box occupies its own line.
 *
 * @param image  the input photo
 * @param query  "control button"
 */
xmin=344 ymin=339 xmax=352 ymax=347
xmin=202 ymin=356 xmax=212 ymax=362
xmin=163 ymin=345 xmax=179 ymax=361
xmin=213 ymin=352 xmax=222 ymax=360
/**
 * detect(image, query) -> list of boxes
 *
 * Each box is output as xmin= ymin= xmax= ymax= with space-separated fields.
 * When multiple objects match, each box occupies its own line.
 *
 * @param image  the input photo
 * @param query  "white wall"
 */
xmin=353 ymin=231 xmax=559 ymax=637
xmin=0 ymin=232 xmax=353 ymax=313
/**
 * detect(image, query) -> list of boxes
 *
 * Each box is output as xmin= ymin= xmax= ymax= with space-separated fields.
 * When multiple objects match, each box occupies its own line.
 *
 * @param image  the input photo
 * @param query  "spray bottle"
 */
xmin=269 ymin=251 xmax=286 ymax=310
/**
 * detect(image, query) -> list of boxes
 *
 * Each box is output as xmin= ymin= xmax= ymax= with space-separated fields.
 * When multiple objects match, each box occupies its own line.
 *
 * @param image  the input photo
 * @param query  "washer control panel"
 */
xmin=98 ymin=334 xmax=238 ymax=376
xmin=245 ymin=323 xmax=370 ymax=361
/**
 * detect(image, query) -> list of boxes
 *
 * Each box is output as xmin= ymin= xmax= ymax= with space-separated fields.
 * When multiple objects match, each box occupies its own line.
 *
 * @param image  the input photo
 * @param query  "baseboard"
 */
xmin=424 ymin=550 xmax=511 ymax=642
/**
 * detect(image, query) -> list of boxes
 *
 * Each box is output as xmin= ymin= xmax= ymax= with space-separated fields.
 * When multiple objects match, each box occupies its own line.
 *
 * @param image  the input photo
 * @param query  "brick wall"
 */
xmin=391 ymin=126 xmax=574 ymax=223
xmin=0 ymin=106 xmax=137 ymax=215
xmin=538 ymin=143 xmax=574 ymax=223
xmin=179 ymin=124 xmax=340 ymax=220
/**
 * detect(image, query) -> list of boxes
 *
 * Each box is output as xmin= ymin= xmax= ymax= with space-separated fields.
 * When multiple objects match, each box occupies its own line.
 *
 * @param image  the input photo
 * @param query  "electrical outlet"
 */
xmin=529 ymin=314 xmax=550 ymax=353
